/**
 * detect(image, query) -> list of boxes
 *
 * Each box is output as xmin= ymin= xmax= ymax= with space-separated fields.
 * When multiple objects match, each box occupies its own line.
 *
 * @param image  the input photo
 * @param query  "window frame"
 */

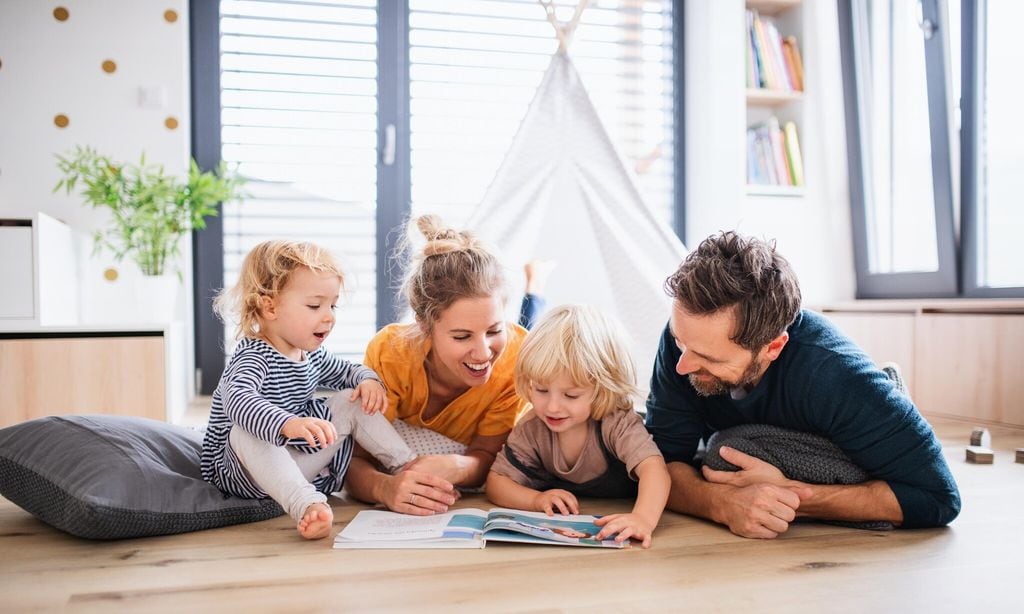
xmin=190 ymin=0 xmax=685 ymax=394
xmin=840 ymin=0 xmax=1023 ymax=299
xmin=838 ymin=0 xmax=959 ymax=299
xmin=959 ymin=0 xmax=1023 ymax=298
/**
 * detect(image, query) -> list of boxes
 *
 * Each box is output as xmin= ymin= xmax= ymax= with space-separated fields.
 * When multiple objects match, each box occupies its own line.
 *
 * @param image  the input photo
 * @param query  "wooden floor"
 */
xmin=1 ymin=416 xmax=1022 ymax=612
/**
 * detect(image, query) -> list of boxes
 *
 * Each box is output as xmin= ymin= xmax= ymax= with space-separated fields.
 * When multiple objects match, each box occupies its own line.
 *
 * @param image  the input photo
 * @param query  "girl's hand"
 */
xmin=594 ymin=512 xmax=657 ymax=548
xmin=282 ymin=417 xmax=337 ymax=448
xmin=532 ymin=489 xmax=579 ymax=516
xmin=351 ymin=380 xmax=388 ymax=414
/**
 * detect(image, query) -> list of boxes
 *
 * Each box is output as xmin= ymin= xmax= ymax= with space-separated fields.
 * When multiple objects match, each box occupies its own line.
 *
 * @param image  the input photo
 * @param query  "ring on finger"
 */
xmin=410 ymin=493 xmax=417 ymax=506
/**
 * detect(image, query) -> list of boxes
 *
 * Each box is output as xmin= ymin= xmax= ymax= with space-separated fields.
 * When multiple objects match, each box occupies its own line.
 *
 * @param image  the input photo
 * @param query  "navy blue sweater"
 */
xmin=645 ymin=310 xmax=960 ymax=529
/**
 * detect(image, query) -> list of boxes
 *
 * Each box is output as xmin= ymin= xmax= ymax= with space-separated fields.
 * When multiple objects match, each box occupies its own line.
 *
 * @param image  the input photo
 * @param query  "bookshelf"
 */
xmin=745 ymin=0 xmax=805 ymax=196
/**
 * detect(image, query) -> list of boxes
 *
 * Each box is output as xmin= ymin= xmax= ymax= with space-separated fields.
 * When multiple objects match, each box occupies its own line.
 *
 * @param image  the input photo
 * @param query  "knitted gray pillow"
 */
xmin=704 ymin=424 xmax=894 ymax=531
xmin=0 ymin=415 xmax=282 ymax=539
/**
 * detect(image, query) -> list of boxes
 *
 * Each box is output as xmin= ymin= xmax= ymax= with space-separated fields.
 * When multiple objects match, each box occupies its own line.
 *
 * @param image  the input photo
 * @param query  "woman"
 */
xmin=344 ymin=215 xmax=545 ymax=515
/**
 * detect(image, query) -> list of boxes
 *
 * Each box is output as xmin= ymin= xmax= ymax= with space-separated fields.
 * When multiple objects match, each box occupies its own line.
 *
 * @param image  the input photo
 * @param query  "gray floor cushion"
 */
xmin=0 ymin=414 xmax=283 ymax=539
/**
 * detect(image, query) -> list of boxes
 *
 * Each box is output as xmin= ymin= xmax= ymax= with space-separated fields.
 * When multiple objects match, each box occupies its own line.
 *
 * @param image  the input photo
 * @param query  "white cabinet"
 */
xmin=0 ymin=222 xmax=35 ymax=318
xmin=0 ymin=213 xmax=78 ymax=327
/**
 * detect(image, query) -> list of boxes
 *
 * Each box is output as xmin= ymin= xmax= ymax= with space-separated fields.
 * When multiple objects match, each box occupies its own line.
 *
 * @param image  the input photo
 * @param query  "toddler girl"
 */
xmin=486 ymin=304 xmax=670 ymax=548
xmin=201 ymin=240 xmax=416 ymax=539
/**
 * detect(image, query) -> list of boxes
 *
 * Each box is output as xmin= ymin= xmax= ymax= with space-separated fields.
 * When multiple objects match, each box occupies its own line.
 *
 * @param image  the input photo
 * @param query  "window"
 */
xmin=218 ymin=0 xmax=380 ymax=360
xmin=192 ymin=0 xmax=681 ymax=393
xmin=840 ymin=0 xmax=1022 ymax=299
xmin=962 ymin=0 xmax=1024 ymax=294
xmin=407 ymin=0 xmax=676 ymax=229
xmin=839 ymin=0 xmax=957 ymax=297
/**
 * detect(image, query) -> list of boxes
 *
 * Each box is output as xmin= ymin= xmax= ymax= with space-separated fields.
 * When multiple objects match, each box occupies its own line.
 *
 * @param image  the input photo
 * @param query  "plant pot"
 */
xmin=135 ymin=274 xmax=179 ymax=323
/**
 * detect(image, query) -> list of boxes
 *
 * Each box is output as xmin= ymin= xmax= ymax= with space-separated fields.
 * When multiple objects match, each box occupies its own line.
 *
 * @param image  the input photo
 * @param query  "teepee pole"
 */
xmin=539 ymin=0 xmax=590 ymax=53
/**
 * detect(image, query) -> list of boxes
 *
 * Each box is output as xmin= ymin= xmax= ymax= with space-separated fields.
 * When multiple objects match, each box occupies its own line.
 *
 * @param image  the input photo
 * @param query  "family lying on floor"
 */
xmin=201 ymin=215 xmax=961 ymax=546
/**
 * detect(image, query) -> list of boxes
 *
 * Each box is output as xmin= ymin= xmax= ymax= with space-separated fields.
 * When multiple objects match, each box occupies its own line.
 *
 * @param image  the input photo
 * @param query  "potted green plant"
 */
xmin=55 ymin=145 xmax=245 ymax=278
xmin=55 ymin=146 xmax=245 ymax=321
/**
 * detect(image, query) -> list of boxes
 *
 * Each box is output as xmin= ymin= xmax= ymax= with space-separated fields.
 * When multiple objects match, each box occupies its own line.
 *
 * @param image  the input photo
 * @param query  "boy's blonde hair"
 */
xmin=515 ymin=304 xmax=640 ymax=419
xmin=215 ymin=240 xmax=345 ymax=340
xmin=397 ymin=214 xmax=507 ymax=339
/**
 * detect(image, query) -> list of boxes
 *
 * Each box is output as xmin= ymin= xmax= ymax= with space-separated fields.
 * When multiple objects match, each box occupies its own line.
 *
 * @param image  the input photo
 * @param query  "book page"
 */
xmin=337 ymin=509 xmax=487 ymax=542
xmin=482 ymin=508 xmax=622 ymax=548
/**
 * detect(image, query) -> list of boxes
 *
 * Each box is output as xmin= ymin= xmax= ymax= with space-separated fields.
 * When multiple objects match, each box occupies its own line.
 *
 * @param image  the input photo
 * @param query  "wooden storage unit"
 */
xmin=819 ymin=300 xmax=1024 ymax=427
xmin=0 ymin=325 xmax=185 ymax=428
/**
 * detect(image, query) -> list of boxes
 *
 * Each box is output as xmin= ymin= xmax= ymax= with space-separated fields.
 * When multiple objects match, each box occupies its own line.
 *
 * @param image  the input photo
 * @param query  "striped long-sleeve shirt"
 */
xmin=201 ymin=337 xmax=380 ymax=499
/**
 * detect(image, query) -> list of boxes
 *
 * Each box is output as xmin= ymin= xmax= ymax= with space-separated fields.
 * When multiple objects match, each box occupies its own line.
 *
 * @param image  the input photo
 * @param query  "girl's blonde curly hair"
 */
xmin=215 ymin=240 xmax=345 ymax=340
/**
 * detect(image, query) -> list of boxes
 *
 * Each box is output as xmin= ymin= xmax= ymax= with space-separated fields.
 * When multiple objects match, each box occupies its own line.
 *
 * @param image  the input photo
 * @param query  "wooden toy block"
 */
xmin=966 ymin=446 xmax=994 ymax=464
xmin=970 ymin=427 xmax=991 ymax=448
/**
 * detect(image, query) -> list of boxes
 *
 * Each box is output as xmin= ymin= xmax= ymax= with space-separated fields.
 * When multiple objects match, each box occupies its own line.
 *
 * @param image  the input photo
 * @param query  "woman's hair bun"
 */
xmin=417 ymin=214 xmax=477 ymax=257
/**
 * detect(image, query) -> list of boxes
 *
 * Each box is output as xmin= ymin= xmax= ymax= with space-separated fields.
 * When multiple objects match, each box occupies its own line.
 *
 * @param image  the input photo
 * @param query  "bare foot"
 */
xmin=297 ymin=502 xmax=333 ymax=540
xmin=524 ymin=260 xmax=556 ymax=295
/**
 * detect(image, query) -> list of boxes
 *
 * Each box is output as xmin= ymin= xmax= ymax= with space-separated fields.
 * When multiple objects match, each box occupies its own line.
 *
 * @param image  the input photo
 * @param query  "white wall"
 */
xmin=685 ymin=0 xmax=856 ymax=305
xmin=0 ymin=0 xmax=194 ymax=389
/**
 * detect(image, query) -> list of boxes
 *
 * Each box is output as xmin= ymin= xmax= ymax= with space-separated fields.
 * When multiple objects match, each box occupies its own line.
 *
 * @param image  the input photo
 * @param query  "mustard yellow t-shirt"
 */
xmin=364 ymin=323 xmax=528 ymax=445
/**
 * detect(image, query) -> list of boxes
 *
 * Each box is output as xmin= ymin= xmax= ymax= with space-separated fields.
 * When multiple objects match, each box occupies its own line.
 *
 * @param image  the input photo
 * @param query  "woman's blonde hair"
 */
xmin=398 ymin=214 xmax=506 ymax=338
xmin=515 ymin=304 xmax=640 ymax=420
xmin=215 ymin=240 xmax=345 ymax=340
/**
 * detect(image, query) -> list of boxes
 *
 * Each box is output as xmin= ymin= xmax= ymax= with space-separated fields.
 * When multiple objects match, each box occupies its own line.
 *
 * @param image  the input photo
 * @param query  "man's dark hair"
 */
xmin=664 ymin=231 xmax=802 ymax=350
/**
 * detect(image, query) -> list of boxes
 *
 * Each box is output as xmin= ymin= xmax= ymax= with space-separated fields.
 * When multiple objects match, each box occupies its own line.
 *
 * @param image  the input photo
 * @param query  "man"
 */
xmin=645 ymin=232 xmax=960 ymax=538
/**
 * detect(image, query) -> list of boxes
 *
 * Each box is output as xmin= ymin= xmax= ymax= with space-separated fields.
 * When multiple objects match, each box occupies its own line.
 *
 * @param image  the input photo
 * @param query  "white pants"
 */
xmin=229 ymin=393 xmax=416 ymax=523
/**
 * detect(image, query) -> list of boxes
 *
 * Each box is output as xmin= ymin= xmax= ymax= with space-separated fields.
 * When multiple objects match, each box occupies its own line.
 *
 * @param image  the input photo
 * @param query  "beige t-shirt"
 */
xmin=490 ymin=409 xmax=663 ymax=488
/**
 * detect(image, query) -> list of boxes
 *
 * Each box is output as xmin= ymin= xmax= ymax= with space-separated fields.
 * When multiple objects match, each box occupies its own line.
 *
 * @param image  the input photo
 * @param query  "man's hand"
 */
xmin=716 ymin=482 xmax=810 ymax=539
xmin=702 ymin=446 xmax=791 ymax=488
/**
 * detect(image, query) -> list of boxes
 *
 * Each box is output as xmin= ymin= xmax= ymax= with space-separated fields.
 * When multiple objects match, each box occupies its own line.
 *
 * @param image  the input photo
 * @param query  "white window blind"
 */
xmin=408 ymin=0 xmax=676 ymax=228
xmin=219 ymin=0 xmax=379 ymax=360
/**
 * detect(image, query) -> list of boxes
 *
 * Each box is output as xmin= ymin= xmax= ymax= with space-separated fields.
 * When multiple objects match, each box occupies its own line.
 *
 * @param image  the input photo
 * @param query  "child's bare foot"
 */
xmin=297 ymin=502 xmax=333 ymax=540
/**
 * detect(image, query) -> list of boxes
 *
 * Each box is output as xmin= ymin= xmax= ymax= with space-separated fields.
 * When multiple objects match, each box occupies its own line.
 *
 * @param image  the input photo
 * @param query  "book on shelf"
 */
xmin=746 ymin=9 xmax=804 ymax=92
xmin=783 ymin=120 xmax=805 ymax=186
xmin=747 ymin=116 xmax=804 ymax=188
xmin=333 ymin=507 xmax=627 ymax=550
xmin=783 ymin=36 xmax=805 ymax=91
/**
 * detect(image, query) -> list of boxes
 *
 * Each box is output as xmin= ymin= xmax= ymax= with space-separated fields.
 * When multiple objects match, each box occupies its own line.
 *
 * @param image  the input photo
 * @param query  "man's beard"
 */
xmin=688 ymin=355 xmax=765 ymax=397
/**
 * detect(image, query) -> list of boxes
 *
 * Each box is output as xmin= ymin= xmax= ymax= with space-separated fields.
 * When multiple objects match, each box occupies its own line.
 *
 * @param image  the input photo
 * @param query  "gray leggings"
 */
xmin=229 ymin=393 xmax=415 ymax=523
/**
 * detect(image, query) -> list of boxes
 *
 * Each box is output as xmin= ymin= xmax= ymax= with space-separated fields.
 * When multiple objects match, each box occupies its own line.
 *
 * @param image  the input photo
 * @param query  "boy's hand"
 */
xmin=594 ymin=512 xmax=657 ymax=548
xmin=282 ymin=417 xmax=337 ymax=448
xmin=351 ymin=380 xmax=388 ymax=414
xmin=532 ymin=489 xmax=579 ymax=516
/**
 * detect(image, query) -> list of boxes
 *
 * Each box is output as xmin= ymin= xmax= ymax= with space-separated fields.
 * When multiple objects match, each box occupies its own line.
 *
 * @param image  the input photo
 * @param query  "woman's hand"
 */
xmin=532 ymin=489 xmax=579 ymax=516
xmin=404 ymin=454 xmax=470 ymax=483
xmin=350 ymin=380 xmax=388 ymax=414
xmin=281 ymin=417 xmax=337 ymax=448
xmin=594 ymin=512 xmax=658 ymax=548
xmin=376 ymin=470 xmax=459 ymax=516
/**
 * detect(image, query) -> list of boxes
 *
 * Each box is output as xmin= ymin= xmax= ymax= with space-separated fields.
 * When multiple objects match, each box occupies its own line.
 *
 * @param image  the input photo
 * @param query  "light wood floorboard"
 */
xmin=1 ymin=416 xmax=1022 ymax=612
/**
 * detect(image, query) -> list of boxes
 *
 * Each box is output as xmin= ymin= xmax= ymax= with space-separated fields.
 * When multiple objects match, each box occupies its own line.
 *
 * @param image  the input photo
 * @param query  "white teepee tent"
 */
xmin=467 ymin=2 xmax=688 ymax=387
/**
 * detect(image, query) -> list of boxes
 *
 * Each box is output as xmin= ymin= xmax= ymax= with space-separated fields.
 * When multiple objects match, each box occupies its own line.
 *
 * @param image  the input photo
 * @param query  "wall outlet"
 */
xmin=137 ymin=86 xmax=166 ymax=109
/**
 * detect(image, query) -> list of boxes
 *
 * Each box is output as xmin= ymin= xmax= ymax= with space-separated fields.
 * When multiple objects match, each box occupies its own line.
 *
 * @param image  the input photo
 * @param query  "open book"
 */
xmin=333 ymin=507 xmax=626 ymax=549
